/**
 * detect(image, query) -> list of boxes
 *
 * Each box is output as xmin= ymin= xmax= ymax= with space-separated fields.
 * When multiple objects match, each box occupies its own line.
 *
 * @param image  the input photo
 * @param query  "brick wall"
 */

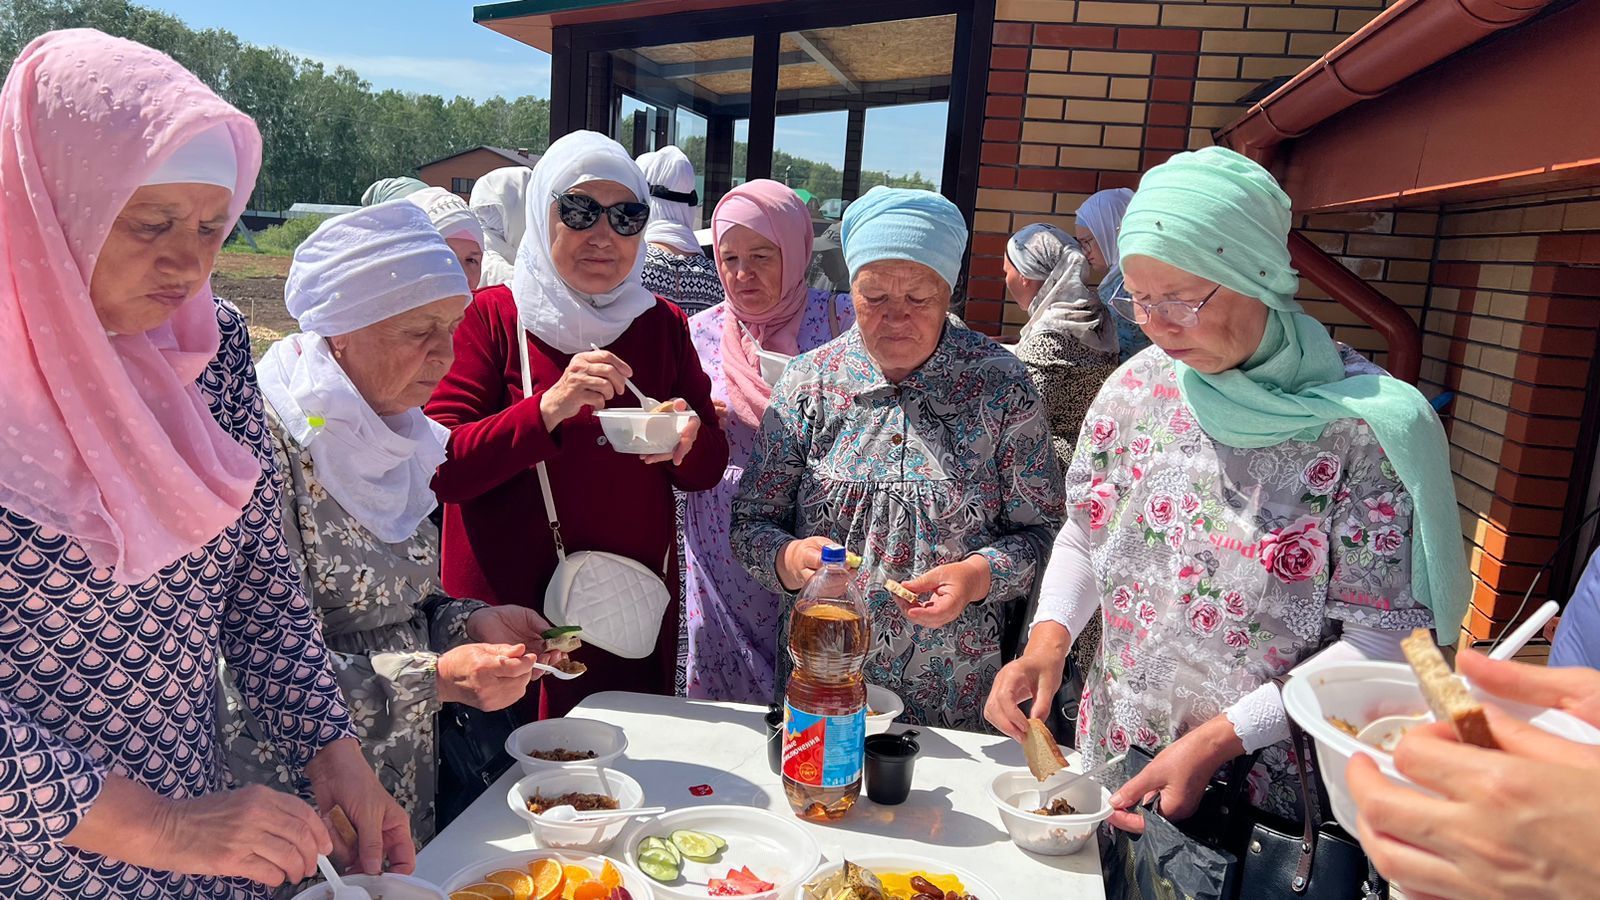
xmin=1292 ymin=210 xmax=1437 ymax=373
xmin=971 ymin=0 xmax=1391 ymax=336
xmin=1420 ymin=190 xmax=1600 ymax=643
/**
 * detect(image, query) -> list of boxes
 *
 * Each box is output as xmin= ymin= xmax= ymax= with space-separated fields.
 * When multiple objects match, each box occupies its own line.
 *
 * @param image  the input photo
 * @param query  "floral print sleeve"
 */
xmin=1323 ymin=422 xmax=1434 ymax=631
xmin=730 ymin=365 xmax=815 ymax=596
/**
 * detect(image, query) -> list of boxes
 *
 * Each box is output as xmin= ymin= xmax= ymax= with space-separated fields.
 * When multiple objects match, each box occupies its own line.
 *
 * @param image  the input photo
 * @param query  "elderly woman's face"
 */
xmin=1122 ymin=255 xmax=1269 ymax=375
xmin=328 ymin=295 xmax=466 ymax=416
xmin=547 ymin=179 xmax=643 ymax=295
xmin=447 ymin=238 xmax=483 ymax=291
xmin=89 ymin=183 xmax=233 ymax=334
xmin=716 ymin=224 xmax=785 ymax=315
xmin=1002 ymin=255 xmax=1041 ymax=312
xmin=1074 ymin=226 xmax=1106 ymax=272
xmin=853 ymin=260 xmax=950 ymax=382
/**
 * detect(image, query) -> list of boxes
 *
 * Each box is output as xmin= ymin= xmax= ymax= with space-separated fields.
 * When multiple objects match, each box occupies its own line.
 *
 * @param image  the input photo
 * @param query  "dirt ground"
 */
xmin=213 ymin=252 xmax=293 ymax=358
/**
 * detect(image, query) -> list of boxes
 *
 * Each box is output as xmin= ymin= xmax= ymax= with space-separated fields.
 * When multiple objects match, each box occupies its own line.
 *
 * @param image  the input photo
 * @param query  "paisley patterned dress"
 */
xmin=0 ymin=301 xmax=353 ymax=899
xmin=731 ymin=320 xmax=1065 ymax=729
xmin=217 ymin=413 xmax=485 ymax=847
xmin=1067 ymin=346 xmax=1434 ymax=814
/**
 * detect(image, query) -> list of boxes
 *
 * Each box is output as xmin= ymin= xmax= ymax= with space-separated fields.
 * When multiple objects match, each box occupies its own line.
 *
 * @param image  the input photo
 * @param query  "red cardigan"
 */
xmin=427 ymin=286 xmax=728 ymax=715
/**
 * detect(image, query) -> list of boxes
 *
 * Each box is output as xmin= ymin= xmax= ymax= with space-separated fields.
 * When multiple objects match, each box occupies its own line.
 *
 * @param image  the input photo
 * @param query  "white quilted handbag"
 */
xmin=519 ymin=327 xmax=672 ymax=659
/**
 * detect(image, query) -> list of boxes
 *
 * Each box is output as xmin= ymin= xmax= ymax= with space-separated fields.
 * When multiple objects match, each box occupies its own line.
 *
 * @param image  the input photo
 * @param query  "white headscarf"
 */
xmin=407 ymin=186 xmax=484 ymax=247
xmin=636 ymin=145 xmax=702 ymax=255
xmin=470 ymin=166 xmax=533 ymax=287
xmin=256 ymin=200 xmax=471 ymax=543
xmin=512 ymin=130 xmax=657 ymax=353
xmin=1007 ymin=223 xmax=1118 ymax=353
xmin=1074 ymin=187 xmax=1135 ymax=281
xmin=142 ymin=123 xmax=238 ymax=189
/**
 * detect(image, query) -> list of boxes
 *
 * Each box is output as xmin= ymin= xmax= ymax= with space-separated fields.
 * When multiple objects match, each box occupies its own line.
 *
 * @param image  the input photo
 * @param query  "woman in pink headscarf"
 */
xmin=682 ymin=180 xmax=853 ymax=702
xmin=0 ymin=30 xmax=409 ymax=898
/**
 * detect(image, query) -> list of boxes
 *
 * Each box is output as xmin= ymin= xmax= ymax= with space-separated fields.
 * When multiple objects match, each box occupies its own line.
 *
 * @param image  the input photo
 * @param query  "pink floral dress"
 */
xmin=1067 ymin=347 xmax=1433 ymax=815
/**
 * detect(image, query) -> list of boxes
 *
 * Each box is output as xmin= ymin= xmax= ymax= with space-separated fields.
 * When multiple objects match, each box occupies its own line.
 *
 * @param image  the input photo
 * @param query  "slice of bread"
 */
xmin=1401 ymin=628 xmax=1499 ymax=749
xmin=884 ymin=579 xmax=919 ymax=604
xmin=1024 ymin=718 xmax=1069 ymax=781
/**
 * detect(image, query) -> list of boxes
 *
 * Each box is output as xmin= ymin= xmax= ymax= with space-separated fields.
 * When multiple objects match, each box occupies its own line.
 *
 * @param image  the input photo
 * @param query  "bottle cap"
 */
xmin=820 ymin=545 xmax=846 ymax=564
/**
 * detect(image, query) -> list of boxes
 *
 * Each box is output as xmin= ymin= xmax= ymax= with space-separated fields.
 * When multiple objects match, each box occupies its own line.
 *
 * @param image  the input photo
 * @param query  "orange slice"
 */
xmin=486 ymin=868 xmax=535 ymax=900
xmin=563 ymin=865 xmax=592 ymax=886
xmin=462 ymin=885 xmax=515 ymax=900
xmin=528 ymin=859 xmax=565 ymax=900
xmin=599 ymin=861 xmax=622 ymax=891
xmin=572 ymin=883 xmax=609 ymax=900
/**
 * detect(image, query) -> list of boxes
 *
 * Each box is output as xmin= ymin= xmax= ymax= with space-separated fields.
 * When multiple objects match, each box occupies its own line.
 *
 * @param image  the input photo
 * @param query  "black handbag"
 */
xmin=435 ymin=702 xmax=519 ymax=828
xmin=1103 ymin=748 xmax=1259 ymax=900
xmin=1105 ymin=732 xmax=1385 ymax=900
xmin=1239 ymin=721 xmax=1385 ymax=900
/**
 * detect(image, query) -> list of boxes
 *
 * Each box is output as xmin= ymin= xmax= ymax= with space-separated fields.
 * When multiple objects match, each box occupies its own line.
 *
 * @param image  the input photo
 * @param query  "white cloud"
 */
xmin=285 ymin=47 xmax=551 ymax=100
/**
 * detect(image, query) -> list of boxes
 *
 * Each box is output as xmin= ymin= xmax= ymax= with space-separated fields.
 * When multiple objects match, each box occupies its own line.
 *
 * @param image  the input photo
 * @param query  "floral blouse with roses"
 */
xmin=1065 ymin=346 xmax=1433 ymax=816
xmin=217 ymin=411 xmax=485 ymax=847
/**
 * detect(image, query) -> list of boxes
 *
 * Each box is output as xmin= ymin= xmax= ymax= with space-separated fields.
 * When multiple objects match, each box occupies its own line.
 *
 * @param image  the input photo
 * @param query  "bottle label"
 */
xmin=781 ymin=702 xmax=865 ymax=788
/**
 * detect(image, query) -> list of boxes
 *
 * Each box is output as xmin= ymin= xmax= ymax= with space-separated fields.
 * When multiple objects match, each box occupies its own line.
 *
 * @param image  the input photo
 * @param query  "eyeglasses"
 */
xmin=550 ymin=192 xmax=650 ymax=236
xmin=1109 ymin=282 xmax=1222 ymax=328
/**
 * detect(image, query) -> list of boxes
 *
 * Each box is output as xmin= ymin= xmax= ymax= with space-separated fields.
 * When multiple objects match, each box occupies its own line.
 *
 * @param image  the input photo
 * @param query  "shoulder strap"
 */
xmin=516 ymin=321 xmax=567 ymax=561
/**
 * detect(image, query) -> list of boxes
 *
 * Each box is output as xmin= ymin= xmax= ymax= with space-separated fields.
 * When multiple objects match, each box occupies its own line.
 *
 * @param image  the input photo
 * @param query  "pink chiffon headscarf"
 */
xmin=710 ymin=179 xmax=814 ymax=430
xmin=0 ymin=29 xmax=264 ymax=584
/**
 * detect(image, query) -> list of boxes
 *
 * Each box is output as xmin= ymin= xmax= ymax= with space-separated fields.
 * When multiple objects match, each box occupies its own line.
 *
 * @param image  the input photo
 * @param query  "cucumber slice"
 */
xmin=709 ymin=831 xmax=728 ymax=850
xmin=637 ymin=853 xmax=679 ymax=884
xmin=670 ymin=829 xmax=720 ymax=861
xmin=541 ymin=625 xmax=583 ymax=639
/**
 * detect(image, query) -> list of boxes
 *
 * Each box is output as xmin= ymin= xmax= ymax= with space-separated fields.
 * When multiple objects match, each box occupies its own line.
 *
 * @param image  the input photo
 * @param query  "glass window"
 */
xmin=593 ymin=37 xmax=754 ymax=217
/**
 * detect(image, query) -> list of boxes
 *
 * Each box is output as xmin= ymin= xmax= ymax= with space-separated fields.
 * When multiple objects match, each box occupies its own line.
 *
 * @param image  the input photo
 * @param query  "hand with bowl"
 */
xmin=1348 ymin=651 xmax=1600 ymax=900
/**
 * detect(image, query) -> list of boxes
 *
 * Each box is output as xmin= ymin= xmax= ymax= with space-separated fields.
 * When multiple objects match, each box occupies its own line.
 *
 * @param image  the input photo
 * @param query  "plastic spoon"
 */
xmin=530 ymin=660 xmax=585 ymax=680
xmin=317 ymin=855 xmax=370 ymax=900
xmin=538 ymin=804 xmax=666 ymax=824
xmin=1015 ymin=752 xmax=1126 ymax=812
xmin=1355 ymin=600 xmax=1560 ymax=750
xmin=589 ymin=342 xmax=659 ymax=409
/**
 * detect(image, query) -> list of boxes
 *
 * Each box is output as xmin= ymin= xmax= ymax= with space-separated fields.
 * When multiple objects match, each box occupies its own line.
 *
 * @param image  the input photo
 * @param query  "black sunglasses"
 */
xmin=551 ymin=191 xmax=650 ymax=236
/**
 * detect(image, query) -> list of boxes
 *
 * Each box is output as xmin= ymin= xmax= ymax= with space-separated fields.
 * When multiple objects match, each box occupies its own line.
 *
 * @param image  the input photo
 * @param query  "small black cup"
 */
xmin=864 ymin=731 xmax=919 ymax=805
xmin=764 ymin=707 xmax=785 ymax=775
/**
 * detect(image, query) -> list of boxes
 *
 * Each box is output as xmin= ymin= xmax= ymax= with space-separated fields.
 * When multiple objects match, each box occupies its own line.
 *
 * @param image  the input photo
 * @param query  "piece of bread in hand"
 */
xmin=884 ymin=579 xmax=919 ymax=604
xmin=1024 ymin=718 xmax=1069 ymax=781
xmin=329 ymin=805 xmax=358 ymax=848
xmin=1401 ymin=628 xmax=1499 ymax=749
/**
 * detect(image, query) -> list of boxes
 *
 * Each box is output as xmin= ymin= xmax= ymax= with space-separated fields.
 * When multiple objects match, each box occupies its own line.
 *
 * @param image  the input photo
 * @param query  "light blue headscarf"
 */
xmin=840 ymin=186 xmax=969 ymax=290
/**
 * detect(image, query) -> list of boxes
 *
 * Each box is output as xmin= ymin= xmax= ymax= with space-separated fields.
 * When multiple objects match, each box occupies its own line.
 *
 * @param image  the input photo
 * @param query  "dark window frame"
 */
xmin=547 ymin=0 xmax=994 ymax=240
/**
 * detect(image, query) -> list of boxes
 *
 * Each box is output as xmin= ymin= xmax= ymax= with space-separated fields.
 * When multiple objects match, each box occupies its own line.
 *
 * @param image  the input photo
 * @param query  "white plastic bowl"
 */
xmin=289 ymin=873 xmax=445 ymax=900
xmin=1283 ymin=660 xmax=1600 ymax=834
xmin=596 ymin=409 xmax=694 ymax=455
xmin=864 ymin=684 xmax=904 ymax=735
xmin=506 ymin=717 xmax=628 ymax=775
xmin=755 ymin=348 xmax=793 ymax=386
xmin=508 ymin=766 xmax=646 ymax=852
xmin=987 ymin=768 xmax=1113 ymax=856
xmin=440 ymin=849 xmax=654 ymax=900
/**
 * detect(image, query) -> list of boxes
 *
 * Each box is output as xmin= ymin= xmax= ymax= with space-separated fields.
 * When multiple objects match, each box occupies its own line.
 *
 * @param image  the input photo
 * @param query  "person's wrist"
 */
xmin=305 ymin=737 xmax=362 ymax=783
xmin=434 ymin=651 xmax=463 ymax=705
xmin=538 ymin=393 xmax=562 ymax=432
xmin=1194 ymin=714 xmax=1247 ymax=766
xmin=1025 ymin=620 xmax=1073 ymax=660
xmin=964 ymin=554 xmax=993 ymax=601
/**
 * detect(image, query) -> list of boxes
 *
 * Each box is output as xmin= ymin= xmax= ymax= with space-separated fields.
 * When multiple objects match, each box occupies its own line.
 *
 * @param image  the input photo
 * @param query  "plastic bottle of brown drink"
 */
xmin=782 ymin=544 xmax=870 ymax=821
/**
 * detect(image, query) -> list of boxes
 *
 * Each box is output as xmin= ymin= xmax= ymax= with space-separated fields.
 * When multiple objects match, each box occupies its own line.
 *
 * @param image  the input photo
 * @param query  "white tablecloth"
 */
xmin=416 ymin=691 xmax=1105 ymax=899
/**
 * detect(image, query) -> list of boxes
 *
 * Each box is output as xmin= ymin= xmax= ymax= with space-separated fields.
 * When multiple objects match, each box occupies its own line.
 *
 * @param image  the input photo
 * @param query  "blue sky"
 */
xmin=147 ymin=2 xmax=946 ymax=183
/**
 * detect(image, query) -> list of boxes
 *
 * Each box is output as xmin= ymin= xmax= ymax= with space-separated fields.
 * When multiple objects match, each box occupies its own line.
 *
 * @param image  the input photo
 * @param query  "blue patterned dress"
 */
xmin=731 ymin=320 xmax=1065 ymax=729
xmin=0 ymin=301 xmax=355 ymax=899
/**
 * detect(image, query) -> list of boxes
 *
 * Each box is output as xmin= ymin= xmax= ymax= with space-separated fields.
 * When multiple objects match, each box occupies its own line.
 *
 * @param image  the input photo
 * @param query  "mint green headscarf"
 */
xmin=1119 ymin=147 xmax=1468 ymax=642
